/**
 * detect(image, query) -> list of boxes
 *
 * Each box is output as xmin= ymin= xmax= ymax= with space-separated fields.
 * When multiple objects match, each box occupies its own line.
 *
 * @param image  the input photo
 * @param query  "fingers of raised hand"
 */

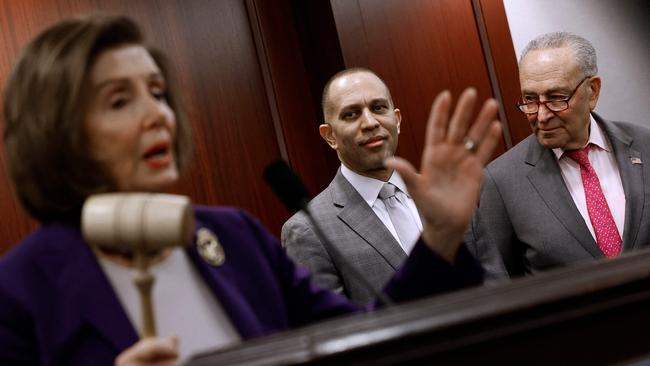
xmin=446 ymin=88 xmax=478 ymax=143
xmin=475 ymin=121 xmax=502 ymax=165
xmin=384 ymin=156 xmax=418 ymax=189
xmin=465 ymin=97 xmax=500 ymax=159
xmin=426 ymin=88 xmax=501 ymax=159
xmin=466 ymin=98 xmax=498 ymax=143
xmin=427 ymin=90 xmax=452 ymax=146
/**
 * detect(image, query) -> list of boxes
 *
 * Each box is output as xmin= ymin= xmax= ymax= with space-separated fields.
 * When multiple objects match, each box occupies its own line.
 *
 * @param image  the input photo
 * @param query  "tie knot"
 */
xmin=378 ymin=183 xmax=398 ymax=200
xmin=565 ymin=144 xmax=591 ymax=167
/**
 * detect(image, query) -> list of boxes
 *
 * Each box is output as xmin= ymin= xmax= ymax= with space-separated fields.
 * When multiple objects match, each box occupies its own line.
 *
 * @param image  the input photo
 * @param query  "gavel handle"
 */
xmin=134 ymin=251 xmax=157 ymax=338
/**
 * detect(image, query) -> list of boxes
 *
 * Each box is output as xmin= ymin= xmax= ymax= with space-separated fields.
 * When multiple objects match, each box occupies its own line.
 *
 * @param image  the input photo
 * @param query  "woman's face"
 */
xmin=84 ymin=44 xmax=178 ymax=192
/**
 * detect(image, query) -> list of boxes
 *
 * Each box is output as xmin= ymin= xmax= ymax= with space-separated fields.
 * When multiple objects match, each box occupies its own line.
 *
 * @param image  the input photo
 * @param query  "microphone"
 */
xmin=264 ymin=160 xmax=394 ymax=306
xmin=263 ymin=160 xmax=311 ymax=211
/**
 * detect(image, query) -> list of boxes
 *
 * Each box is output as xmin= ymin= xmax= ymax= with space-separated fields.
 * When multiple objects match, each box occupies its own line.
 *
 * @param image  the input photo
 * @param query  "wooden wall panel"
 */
xmin=158 ymin=0 xmax=288 ymax=231
xmin=246 ymin=0 xmax=340 ymax=197
xmin=477 ymin=0 xmax=531 ymax=145
xmin=0 ymin=0 xmax=527 ymax=255
xmin=291 ymin=0 xmax=346 ymax=128
xmin=329 ymin=0 xmax=508 ymax=168
xmin=0 ymin=0 xmax=289 ymax=253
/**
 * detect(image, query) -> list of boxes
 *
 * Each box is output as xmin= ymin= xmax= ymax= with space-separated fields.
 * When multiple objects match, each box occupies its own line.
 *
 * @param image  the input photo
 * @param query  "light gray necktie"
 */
xmin=378 ymin=183 xmax=420 ymax=251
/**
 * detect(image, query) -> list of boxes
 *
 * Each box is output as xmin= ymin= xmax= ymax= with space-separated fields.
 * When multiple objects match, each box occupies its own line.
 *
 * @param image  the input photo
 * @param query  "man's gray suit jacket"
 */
xmin=465 ymin=113 xmax=650 ymax=281
xmin=282 ymin=169 xmax=407 ymax=304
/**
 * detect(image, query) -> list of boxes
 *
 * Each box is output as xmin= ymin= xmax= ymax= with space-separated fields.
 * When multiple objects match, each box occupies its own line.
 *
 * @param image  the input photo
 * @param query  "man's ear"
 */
xmin=588 ymin=76 xmax=602 ymax=111
xmin=319 ymin=123 xmax=337 ymax=149
xmin=394 ymin=108 xmax=402 ymax=134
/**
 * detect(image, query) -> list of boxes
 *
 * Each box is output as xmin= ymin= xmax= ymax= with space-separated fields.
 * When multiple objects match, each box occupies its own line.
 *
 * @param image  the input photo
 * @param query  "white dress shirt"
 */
xmin=553 ymin=116 xmax=626 ymax=241
xmin=100 ymin=248 xmax=241 ymax=364
xmin=340 ymin=164 xmax=423 ymax=253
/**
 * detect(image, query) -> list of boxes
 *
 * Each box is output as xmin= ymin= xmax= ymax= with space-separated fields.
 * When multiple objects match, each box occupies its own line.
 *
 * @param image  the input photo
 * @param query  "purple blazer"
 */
xmin=0 ymin=206 xmax=482 ymax=365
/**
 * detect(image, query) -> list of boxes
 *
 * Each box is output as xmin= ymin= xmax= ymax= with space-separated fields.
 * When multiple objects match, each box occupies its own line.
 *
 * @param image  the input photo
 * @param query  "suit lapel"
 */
xmin=51 ymin=220 xmax=267 ymax=349
xmin=525 ymin=139 xmax=603 ymax=258
xmin=597 ymin=115 xmax=645 ymax=251
xmin=43 ymin=226 xmax=137 ymax=352
xmin=185 ymin=244 xmax=265 ymax=339
xmin=330 ymin=171 xmax=407 ymax=269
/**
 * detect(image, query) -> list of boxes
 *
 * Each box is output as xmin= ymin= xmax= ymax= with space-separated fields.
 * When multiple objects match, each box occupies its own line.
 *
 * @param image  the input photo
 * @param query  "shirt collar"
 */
xmin=552 ymin=114 xmax=612 ymax=160
xmin=340 ymin=164 xmax=410 ymax=206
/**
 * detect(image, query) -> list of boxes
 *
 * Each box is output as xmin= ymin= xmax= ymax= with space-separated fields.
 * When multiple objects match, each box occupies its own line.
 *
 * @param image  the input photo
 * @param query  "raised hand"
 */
xmin=385 ymin=88 xmax=501 ymax=262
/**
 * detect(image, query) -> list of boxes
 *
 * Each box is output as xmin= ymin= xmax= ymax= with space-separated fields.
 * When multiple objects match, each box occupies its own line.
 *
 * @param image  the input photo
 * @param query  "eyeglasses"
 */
xmin=516 ymin=76 xmax=592 ymax=114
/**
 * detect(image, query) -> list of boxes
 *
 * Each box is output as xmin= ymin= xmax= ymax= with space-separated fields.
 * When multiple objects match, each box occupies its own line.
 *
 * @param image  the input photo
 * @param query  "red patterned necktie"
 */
xmin=565 ymin=144 xmax=622 ymax=257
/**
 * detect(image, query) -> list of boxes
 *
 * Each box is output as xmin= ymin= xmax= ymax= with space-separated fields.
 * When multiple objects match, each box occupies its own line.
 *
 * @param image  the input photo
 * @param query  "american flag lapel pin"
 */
xmin=630 ymin=157 xmax=642 ymax=165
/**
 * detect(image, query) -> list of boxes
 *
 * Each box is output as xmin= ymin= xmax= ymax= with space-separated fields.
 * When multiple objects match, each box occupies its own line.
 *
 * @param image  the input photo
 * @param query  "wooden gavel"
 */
xmin=81 ymin=193 xmax=194 ymax=338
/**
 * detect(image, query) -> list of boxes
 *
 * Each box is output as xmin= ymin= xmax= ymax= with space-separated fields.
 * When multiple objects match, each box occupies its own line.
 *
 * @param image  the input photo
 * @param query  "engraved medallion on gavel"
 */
xmin=81 ymin=193 xmax=194 ymax=338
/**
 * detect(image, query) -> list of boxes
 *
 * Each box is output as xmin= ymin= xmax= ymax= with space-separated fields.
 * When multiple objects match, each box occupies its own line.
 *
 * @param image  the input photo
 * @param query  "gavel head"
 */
xmin=82 ymin=193 xmax=194 ymax=252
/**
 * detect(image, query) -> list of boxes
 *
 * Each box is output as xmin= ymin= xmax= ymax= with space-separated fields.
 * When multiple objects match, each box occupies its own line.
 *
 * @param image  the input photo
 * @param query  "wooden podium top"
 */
xmin=189 ymin=248 xmax=650 ymax=365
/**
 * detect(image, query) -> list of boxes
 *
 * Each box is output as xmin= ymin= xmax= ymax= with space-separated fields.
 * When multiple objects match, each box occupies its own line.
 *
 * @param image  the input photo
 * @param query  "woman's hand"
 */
xmin=115 ymin=336 xmax=179 ymax=366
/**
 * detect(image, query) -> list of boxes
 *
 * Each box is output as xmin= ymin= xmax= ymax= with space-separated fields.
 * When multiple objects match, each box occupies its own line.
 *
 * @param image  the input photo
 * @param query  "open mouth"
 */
xmin=143 ymin=142 xmax=172 ymax=168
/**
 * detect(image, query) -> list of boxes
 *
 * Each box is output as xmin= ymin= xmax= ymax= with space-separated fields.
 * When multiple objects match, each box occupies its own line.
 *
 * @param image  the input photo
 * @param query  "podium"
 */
xmin=189 ymin=249 xmax=650 ymax=365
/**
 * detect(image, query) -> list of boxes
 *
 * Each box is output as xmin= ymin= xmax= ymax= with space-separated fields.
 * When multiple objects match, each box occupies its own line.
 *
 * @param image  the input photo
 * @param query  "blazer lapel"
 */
xmin=185 ymin=245 xmax=266 ymax=339
xmin=598 ymin=115 xmax=645 ymax=251
xmin=330 ymin=171 xmax=407 ymax=269
xmin=42 ymin=226 xmax=137 ymax=352
xmin=525 ymin=140 xmax=603 ymax=258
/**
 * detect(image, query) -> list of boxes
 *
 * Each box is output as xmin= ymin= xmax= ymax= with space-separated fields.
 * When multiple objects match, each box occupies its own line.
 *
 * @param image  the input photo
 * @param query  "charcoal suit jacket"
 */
xmin=282 ymin=170 xmax=410 ymax=304
xmin=465 ymin=114 xmax=650 ymax=280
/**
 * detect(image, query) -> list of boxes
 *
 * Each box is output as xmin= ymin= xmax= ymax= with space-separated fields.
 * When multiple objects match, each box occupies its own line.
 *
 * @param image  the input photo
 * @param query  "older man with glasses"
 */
xmin=465 ymin=32 xmax=650 ymax=281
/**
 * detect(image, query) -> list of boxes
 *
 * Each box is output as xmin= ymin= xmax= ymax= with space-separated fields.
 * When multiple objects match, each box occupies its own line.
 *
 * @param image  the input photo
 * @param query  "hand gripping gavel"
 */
xmin=81 ymin=193 xmax=194 ymax=338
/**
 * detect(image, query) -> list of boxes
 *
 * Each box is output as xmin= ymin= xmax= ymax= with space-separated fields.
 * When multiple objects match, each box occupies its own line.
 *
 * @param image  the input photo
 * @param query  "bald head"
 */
xmin=321 ymin=68 xmax=393 ymax=122
xmin=318 ymin=67 xmax=401 ymax=181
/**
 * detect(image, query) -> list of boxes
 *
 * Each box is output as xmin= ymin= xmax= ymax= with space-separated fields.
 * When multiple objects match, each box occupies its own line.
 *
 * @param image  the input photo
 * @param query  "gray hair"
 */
xmin=520 ymin=32 xmax=597 ymax=76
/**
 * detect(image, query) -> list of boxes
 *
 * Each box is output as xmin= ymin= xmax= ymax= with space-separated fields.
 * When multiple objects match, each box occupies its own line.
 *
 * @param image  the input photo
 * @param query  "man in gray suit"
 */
xmin=466 ymin=32 xmax=650 ymax=281
xmin=282 ymin=68 xmax=424 ymax=304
